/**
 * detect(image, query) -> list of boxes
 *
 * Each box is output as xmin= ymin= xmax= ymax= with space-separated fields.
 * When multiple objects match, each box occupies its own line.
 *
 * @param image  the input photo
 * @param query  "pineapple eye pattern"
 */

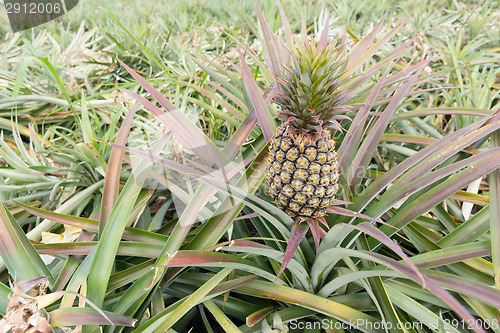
xmin=288 ymin=201 xmax=301 ymax=211
xmin=302 ymin=185 xmax=315 ymax=195
xmin=277 ymin=193 xmax=289 ymax=207
xmin=307 ymin=173 xmax=320 ymax=184
xmin=273 ymin=177 xmax=282 ymax=186
xmin=286 ymin=147 xmax=300 ymax=161
xmin=291 ymin=179 xmax=305 ymax=191
xmin=316 ymin=140 xmax=329 ymax=152
xmin=307 ymin=197 xmax=320 ymax=206
xmin=314 ymin=186 xmax=326 ymax=197
xmin=276 ymin=150 xmax=286 ymax=162
xmin=282 ymin=185 xmax=295 ymax=197
xmin=308 ymin=163 xmax=321 ymax=174
xmin=320 ymin=175 xmax=331 ymax=186
xmin=327 ymin=151 xmax=336 ymax=162
xmin=293 ymin=169 xmax=308 ymax=181
xmin=267 ymin=128 xmax=340 ymax=218
xmin=295 ymin=156 xmax=309 ymax=168
xmin=316 ymin=153 xmax=327 ymax=163
xmin=320 ymin=164 xmax=331 ymax=174
xmin=282 ymin=161 xmax=295 ymax=173
xmin=280 ymin=171 xmax=292 ymax=183
xmin=293 ymin=192 xmax=308 ymax=204
xmin=304 ymin=147 xmax=317 ymax=160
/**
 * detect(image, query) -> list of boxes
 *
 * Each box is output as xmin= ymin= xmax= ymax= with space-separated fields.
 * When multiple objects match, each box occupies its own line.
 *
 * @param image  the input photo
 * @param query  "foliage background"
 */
xmin=0 ymin=0 xmax=499 ymax=332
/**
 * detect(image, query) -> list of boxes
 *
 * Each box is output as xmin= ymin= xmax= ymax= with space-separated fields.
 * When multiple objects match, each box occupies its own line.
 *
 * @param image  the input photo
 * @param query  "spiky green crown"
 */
xmin=274 ymin=41 xmax=352 ymax=138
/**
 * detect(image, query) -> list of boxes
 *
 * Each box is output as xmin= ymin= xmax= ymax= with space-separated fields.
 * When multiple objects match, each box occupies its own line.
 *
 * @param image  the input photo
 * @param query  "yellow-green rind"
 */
xmin=266 ymin=125 xmax=340 ymax=219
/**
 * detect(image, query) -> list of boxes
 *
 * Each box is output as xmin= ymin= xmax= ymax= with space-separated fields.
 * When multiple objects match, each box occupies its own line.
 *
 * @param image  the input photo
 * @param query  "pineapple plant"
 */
xmin=266 ymin=40 xmax=351 ymax=221
xmin=1 ymin=1 xmax=500 ymax=331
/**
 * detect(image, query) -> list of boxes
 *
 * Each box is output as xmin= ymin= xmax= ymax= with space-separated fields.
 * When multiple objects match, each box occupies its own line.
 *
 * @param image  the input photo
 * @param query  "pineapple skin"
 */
xmin=266 ymin=125 xmax=340 ymax=219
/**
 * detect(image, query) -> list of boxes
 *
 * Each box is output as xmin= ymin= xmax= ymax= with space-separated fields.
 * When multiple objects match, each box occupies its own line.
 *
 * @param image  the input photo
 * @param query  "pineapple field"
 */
xmin=0 ymin=0 xmax=499 ymax=332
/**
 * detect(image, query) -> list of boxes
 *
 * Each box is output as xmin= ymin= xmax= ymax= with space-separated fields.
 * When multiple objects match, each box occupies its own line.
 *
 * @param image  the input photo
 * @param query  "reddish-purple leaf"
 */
xmin=184 ymin=82 xmax=245 ymax=120
xmin=490 ymin=130 xmax=500 ymax=288
xmin=277 ymin=223 xmax=309 ymax=279
xmin=120 ymin=88 xmax=225 ymax=169
xmin=118 ymin=60 xmax=226 ymax=169
xmin=246 ymin=307 xmax=275 ymax=327
xmin=253 ymin=0 xmax=282 ymax=78
xmin=380 ymin=134 xmax=480 ymax=154
xmin=227 ymin=239 xmax=269 ymax=249
xmin=206 ymin=79 xmax=249 ymax=113
xmin=209 ymin=275 xmax=260 ymax=297
xmin=224 ymin=110 xmax=258 ymax=158
xmin=327 ymin=206 xmax=381 ymax=223
xmin=368 ymin=252 xmax=486 ymax=333
xmin=99 ymin=104 xmax=139 ymax=231
xmin=347 ymin=11 xmax=388 ymax=67
xmin=338 ymin=61 xmax=395 ymax=173
xmin=15 ymin=277 xmax=48 ymax=293
xmin=384 ymin=58 xmax=436 ymax=85
xmin=349 ymin=110 xmax=500 ymax=218
xmin=163 ymin=250 xmax=281 ymax=283
xmin=380 ymin=147 xmax=500 ymax=235
xmin=239 ymin=50 xmax=276 ymax=141
xmin=276 ymin=0 xmax=293 ymax=56
xmin=370 ymin=147 xmax=500 ymax=221
xmin=355 ymin=222 xmax=423 ymax=284
xmin=345 ymin=39 xmax=415 ymax=92
xmin=349 ymin=64 xmax=427 ymax=188
xmin=427 ymin=272 xmax=500 ymax=309
xmin=230 ymin=213 xmax=261 ymax=221
xmin=346 ymin=13 xmax=411 ymax=76
xmin=0 ymin=202 xmax=53 ymax=284
xmin=16 ymin=202 xmax=167 ymax=244
xmin=316 ymin=216 xmax=329 ymax=229
xmin=308 ymin=220 xmax=321 ymax=257
xmin=35 ymin=242 xmax=163 ymax=258
xmin=332 ymin=199 xmax=354 ymax=206
xmin=166 ymin=251 xmax=248 ymax=266
xmin=108 ymin=143 xmax=203 ymax=179
xmin=317 ymin=11 xmax=330 ymax=53
xmin=109 ymin=141 xmax=246 ymax=188
xmin=49 ymin=308 xmax=136 ymax=327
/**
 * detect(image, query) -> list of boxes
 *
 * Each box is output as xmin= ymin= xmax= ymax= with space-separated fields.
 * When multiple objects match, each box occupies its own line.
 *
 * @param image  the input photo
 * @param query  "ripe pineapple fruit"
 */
xmin=266 ymin=40 xmax=351 ymax=220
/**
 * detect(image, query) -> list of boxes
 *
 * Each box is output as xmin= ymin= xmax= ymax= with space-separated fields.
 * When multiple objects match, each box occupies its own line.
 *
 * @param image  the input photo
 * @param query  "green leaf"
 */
xmin=164 ymin=250 xmax=281 ymax=284
xmin=134 ymin=268 xmax=233 ymax=332
xmin=87 ymin=177 xmax=150 ymax=307
xmin=0 ymin=202 xmax=53 ymax=285
xmin=385 ymin=285 xmax=462 ymax=333
xmin=235 ymin=278 xmax=383 ymax=333
xmin=239 ymin=51 xmax=276 ymax=141
xmin=16 ymin=202 xmax=167 ymax=244
xmin=49 ymin=308 xmax=136 ymax=327
xmin=0 ymin=282 xmax=11 ymax=315
xmin=100 ymin=104 xmax=139 ymax=231
xmin=379 ymin=147 xmax=500 ymax=235
xmin=35 ymin=241 xmax=163 ymax=258
xmin=490 ymin=130 xmax=500 ymax=288
xmin=203 ymin=299 xmax=242 ymax=333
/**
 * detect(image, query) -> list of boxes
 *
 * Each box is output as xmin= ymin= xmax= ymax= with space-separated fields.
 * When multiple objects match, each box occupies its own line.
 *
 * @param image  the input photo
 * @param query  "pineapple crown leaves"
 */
xmin=272 ymin=35 xmax=354 ymax=138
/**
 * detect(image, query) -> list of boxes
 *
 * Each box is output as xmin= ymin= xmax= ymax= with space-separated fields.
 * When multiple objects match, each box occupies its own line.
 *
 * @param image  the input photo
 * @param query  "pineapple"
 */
xmin=266 ymin=40 xmax=351 ymax=220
